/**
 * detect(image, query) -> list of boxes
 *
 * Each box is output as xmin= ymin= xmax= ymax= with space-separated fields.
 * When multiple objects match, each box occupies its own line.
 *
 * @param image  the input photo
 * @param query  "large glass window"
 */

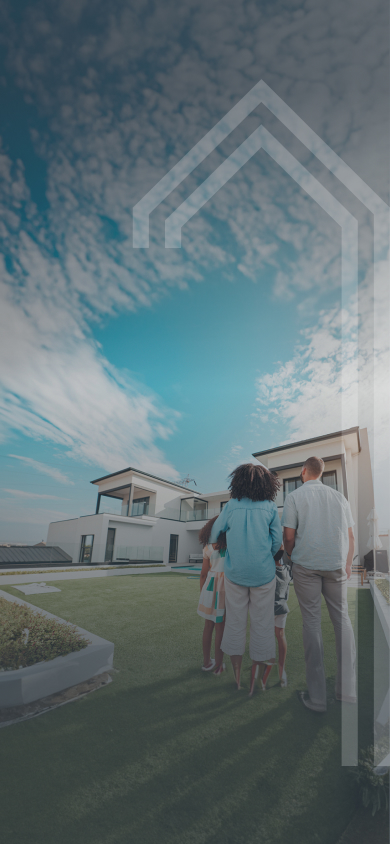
xmin=220 ymin=501 xmax=228 ymax=511
xmin=79 ymin=535 xmax=94 ymax=564
xmin=104 ymin=528 xmax=116 ymax=563
xmin=283 ymin=470 xmax=338 ymax=501
xmin=322 ymin=470 xmax=337 ymax=490
xmin=169 ymin=534 xmax=179 ymax=563
xmin=283 ymin=477 xmax=302 ymax=500
xmin=131 ymin=496 xmax=150 ymax=516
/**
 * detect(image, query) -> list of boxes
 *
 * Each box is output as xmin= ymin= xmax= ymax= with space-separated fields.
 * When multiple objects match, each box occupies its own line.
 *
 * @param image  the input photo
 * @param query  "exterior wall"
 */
xmin=265 ymin=437 xmax=347 ymax=471
xmin=379 ymin=531 xmax=389 ymax=554
xmin=356 ymin=428 xmax=375 ymax=565
xmin=203 ymin=492 xmax=230 ymax=517
xmin=47 ymin=514 xmax=110 ymax=564
xmin=47 ymin=512 xmax=203 ymax=566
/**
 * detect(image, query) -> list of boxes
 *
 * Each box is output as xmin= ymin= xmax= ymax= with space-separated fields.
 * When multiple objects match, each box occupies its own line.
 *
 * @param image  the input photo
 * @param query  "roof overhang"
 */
xmin=91 ymin=466 xmax=199 ymax=494
xmin=253 ymin=427 xmax=361 ymax=469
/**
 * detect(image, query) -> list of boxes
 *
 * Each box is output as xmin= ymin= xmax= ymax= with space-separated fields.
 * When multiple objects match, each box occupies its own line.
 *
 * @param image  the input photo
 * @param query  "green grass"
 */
xmin=0 ymin=575 xmax=383 ymax=844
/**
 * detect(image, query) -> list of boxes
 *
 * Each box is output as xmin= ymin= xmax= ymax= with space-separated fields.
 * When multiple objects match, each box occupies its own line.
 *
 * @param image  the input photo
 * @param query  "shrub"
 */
xmin=0 ymin=598 xmax=90 ymax=671
xmin=351 ymin=742 xmax=389 ymax=816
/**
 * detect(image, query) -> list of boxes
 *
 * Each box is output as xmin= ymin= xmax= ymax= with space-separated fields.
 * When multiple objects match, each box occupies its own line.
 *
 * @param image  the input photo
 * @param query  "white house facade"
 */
xmin=47 ymin=426 xmax=377 ymax=568
xmin=47 ymin=467 xmax=230 ymax=566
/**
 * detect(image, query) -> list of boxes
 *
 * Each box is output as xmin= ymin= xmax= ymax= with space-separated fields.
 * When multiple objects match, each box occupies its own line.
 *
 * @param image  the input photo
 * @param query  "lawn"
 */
xmin=0 ymin=575 xmax=385 ymax=844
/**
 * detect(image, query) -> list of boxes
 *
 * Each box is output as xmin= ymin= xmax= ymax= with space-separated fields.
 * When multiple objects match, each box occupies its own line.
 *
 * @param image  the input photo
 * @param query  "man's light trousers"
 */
xmin=293 ymin=564 xmax=356 ymax=709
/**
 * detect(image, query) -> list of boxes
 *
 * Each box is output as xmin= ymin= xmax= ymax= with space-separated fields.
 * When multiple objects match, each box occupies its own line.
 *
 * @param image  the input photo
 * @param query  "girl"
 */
xmin=260 ymin=548 xmax=292 ymax=690
xmin=197 ymin=515 xmax=226 ymax=675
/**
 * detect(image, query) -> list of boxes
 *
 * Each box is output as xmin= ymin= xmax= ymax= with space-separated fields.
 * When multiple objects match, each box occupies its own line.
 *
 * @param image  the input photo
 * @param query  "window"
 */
xmin=104 ymin=528 xmax=116 ymax=563
xmin=283 ymin=477 xmax=302 ymax=501
xmin=220 ymin=501 xmax=228 ymax=511
xmin=283 ymin=470 xmax=338 ymax=501
xmin=131 ymin=496 xmax=150 ymax=516
xmin=169 ymin=534 xmax=179 ymax=563
xmin=322 ymin=470 xmax=337 ymax=490
xmin=79 ymin=535 xmax=94 ymax=564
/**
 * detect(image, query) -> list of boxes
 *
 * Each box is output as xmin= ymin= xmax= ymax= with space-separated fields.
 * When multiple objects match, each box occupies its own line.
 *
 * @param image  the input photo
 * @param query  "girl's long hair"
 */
xmin=198 ymin=514 xmax=227 ymax=550
xmin=228 ymin=463 xmax=280 ymax=502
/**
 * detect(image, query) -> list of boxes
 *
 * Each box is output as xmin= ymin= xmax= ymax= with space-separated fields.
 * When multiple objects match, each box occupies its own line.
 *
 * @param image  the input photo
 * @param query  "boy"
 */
xmin=261 ymin=548 xmax=292 ymax=689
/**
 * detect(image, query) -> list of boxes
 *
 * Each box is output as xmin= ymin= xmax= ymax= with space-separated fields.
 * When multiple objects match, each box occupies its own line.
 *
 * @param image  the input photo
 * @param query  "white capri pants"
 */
xmin=221 ymin=576 xmax=276 ymax=662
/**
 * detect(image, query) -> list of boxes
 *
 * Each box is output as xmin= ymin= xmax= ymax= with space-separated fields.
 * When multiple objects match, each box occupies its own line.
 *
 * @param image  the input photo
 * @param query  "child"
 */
xmin=261 ymin=549 xmax=292 ymax=689
xmin=197 ymin=515 xmax=226 ymax=675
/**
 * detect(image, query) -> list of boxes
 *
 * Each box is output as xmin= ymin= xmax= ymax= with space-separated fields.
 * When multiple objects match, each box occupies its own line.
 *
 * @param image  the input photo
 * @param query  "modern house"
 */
xmin=47 ymin=467 xmax=230 ymax=566
xmin=47 ymin=426 xmax=382 ymax=569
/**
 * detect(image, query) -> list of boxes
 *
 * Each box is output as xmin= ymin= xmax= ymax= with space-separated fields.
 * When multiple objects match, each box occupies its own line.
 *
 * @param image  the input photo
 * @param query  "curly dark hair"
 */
xmin=198 ymin=515 xmax=227 ymax=550
xmin=228 ymin=463 xmax=280 ymax=502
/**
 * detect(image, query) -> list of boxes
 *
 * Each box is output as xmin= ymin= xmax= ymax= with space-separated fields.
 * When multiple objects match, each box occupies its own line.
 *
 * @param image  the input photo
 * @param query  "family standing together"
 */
xmin=197 ymin=459 xmax=356 ymax=712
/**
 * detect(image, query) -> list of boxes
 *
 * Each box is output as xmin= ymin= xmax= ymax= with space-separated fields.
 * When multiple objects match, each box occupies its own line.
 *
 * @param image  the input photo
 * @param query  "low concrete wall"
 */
xmin=370 ymin=579 xmax=390 ymax=646
xmin=0 ymin=590 xmax=114 ymax=707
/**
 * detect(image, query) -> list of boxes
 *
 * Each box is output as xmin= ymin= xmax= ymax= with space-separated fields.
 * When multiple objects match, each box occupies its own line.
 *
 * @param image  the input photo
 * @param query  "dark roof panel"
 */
xmin=0 ymin=546 xmax=72 ymax=564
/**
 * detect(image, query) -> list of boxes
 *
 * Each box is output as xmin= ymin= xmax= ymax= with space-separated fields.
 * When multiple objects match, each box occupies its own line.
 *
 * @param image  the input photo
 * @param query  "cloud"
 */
xmin=0 ymin=0 xmax=387 ymax=481
xmin=254 ymin=262 xmax=390 ymax=523
xmin=7 ymin=455 xmax=75 ymax=484
xmin=219 ymin=443 xmax=256 ymax=476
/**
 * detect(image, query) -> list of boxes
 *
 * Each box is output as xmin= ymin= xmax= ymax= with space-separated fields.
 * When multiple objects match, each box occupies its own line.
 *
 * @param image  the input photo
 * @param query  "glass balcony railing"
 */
xmin=114 ymin=545 xmax=163 ymax=562
xmin=157 ymin=506 xmax=223 ymax=523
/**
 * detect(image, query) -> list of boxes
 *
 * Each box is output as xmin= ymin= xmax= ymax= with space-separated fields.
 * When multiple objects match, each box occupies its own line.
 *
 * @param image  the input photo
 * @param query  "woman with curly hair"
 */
xmin=197 ymin=515 xmax=227 ymax=674
xmin=210 ymin=463 xmax=283 ymax=694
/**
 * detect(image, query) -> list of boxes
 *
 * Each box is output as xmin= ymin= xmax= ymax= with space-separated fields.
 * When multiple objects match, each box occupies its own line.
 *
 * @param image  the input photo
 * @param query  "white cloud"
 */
xmin=219 ymin=443 xmax=256 ymax=476
xmin=0 ymin=0 xmax=387 ymax=483
xmin=254 ymin=263 xmax=390 ymax=525
xmin=7 ymin=455 xmax=74 ymax=485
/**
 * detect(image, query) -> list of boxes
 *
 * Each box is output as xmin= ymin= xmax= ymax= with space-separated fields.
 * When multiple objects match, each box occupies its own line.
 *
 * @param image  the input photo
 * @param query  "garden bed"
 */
xmin=0 ymin=597 xmax=89 ymax=670
xmin=375 ymin=578 xmax=390 ymax=605
xmin=0 ymin=590 xmax=114 ymax=708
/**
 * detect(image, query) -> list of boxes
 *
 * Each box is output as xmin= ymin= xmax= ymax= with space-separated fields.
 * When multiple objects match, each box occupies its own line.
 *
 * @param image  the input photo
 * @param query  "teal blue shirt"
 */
xmin=210 ymin=497 xmax=283 ymax=587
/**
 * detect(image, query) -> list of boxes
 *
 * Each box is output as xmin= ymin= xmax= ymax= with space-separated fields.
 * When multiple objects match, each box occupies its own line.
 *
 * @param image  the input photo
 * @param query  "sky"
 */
xmin=0 ymin=0 xmax=389 ymax=541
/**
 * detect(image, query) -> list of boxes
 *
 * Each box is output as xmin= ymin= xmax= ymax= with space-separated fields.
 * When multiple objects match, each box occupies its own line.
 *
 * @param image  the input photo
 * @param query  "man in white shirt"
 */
xmin=282 ymin=456 xmax=356 ymax=712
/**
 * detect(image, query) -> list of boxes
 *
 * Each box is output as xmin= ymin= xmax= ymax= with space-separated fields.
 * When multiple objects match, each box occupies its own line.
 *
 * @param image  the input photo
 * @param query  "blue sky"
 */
xmin=0 ymin=0 xmax=388 ymax=541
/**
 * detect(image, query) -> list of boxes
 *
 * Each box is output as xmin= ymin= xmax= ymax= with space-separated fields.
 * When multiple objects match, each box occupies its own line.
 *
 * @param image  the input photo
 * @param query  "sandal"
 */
xmin=201 ymin=658 xmax=216 ymax=672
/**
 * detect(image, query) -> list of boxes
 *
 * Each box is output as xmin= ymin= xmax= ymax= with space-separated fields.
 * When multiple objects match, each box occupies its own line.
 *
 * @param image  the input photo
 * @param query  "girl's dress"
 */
xmin=197 ymin=544 xmax=226 ymax=623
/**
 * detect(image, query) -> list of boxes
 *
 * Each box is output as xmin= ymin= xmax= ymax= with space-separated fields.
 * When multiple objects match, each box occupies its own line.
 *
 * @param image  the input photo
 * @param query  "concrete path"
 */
xmin=0 ymin=567 xmax=370 ymax=588
xmin=0 ymin=565 xmax=176 ymax=586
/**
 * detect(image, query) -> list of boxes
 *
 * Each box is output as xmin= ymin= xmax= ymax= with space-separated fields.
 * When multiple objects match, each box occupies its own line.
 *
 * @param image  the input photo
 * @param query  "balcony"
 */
xmin=157 ymin=505 xmax=223 ymax=523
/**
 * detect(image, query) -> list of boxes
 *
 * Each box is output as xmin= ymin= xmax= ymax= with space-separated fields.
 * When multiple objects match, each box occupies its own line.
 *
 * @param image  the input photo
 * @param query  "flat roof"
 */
xmin=253 ymin=427 xmax=361 ymax=458
xmin=91 ymin=466 xmax=199 ymax=493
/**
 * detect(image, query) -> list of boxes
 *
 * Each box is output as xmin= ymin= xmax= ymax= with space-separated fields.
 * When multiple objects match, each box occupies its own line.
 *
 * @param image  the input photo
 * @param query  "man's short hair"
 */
xmin=303 ymin=456 xmax=325 ymax=478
